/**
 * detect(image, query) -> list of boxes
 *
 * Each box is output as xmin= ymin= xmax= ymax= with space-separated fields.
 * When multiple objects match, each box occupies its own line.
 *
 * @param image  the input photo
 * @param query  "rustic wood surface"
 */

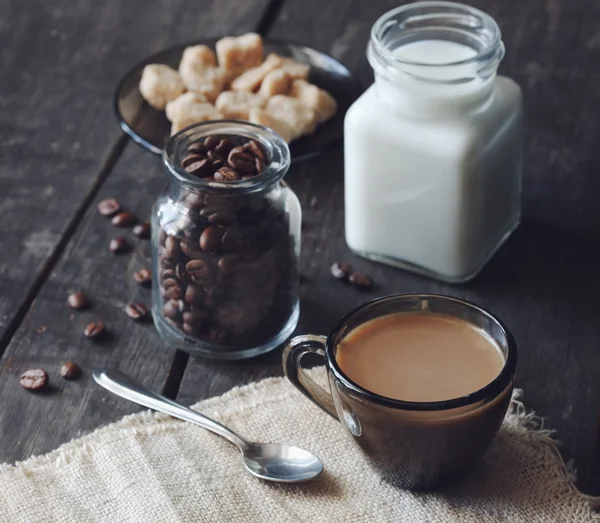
xmin=1 ymin=0 xmax=599 ymax=497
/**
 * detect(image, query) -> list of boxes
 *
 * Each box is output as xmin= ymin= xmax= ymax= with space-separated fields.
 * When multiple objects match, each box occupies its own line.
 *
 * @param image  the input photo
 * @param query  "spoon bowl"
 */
xmin=92 ymin=368 xmax=323 ymax=483
xmin=243 ymin=443 xmax=324 ymax=483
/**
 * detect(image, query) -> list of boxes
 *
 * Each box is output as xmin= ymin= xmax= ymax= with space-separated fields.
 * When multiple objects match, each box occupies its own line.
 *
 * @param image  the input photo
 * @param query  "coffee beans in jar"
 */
xmin=152 ymin=121 xmax=300 ymax=360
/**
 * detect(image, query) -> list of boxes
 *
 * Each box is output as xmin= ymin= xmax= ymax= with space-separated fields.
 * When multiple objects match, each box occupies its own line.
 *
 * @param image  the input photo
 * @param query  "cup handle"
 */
xmin=282 ymin=334 xmax=339 ymax=420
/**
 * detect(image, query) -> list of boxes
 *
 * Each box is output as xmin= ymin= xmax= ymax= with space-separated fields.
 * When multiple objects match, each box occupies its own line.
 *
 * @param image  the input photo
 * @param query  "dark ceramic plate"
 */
xmin=114 ymin=38 xmax=362 ymax=162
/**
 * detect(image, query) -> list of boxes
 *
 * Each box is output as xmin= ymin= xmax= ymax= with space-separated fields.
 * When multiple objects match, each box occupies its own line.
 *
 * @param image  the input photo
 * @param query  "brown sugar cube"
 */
xmin=248 ymin=108 xmax=295 ymax=143
xmin=180 ymin=45 xmax=217 ymax=68
xmin=139 ymin=64 xmax=185 ymax=110
xmin=165 ymin=92 xmax=208 ymax=122
xmin=178 ymin=45 xmax=226 ymax=102
xmin=290 ymin=79 xmax=337 ymax=123
xmin=258 ymin=69 xmax=292 ymax=98
xmin=231 ymin=53 xmax=285 ymax=92
xmin=271 ymin=55 xmax=311 ymax=80
xmin=216 ymin=33 xmax=264 ymax=79
xmin=266 ymin=95 xmax=317 ymax=138
xmin=170 ymin=103 xmax=223 ymax=135
xmin=215 ymin=91 xmax=266 ymax=119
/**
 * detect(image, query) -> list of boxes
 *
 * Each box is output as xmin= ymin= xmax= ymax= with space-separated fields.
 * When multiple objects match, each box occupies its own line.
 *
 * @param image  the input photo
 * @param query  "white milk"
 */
xmin=345 ymin=11 xmax=522 ymax=282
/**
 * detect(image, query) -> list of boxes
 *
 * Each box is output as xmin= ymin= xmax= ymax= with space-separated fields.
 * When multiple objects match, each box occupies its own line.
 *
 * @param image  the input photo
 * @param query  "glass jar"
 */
xmin=344 ymin=1 xmax=522 ymax=283
xmin=152 ymin=121 xmax=301 ymax=359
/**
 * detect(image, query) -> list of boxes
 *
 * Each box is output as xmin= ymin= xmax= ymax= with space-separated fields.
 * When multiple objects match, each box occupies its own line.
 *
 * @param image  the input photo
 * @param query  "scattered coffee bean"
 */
xmin=248 ymin=139 xmax=267 ymax=161
xmin=60 ymin=362 xmax=81 ymax=380
xmin=199 ymin=226 xmax=222 ymax=253
xmin=349 ymin=272 xmax=374 ymax=291
xmin=84 ymin=321 xmax=105 ymax=338
xmin=111 ymin=211 xmax=136 ymax=227
xmin=109 ymin=236 xmax=129 ymax=254
xmin=97 ymin=198 xmax=120 ymax=216
xmin=214 ymin=166 xmax=240 ymax=182
xmin=188 ymin=142 xmax=208 ymax=155
xmin=67 ymin=292 xmax=88 ymax=310
xmin=204 ymin=135 xmax=220 ymax=149
xmin=133 ymin=222 xmax=151 ymax=239
xmin=133 ymin=268 xmax=152 ymax=285
xmin=331 ymin=262 xmax=353 ymax=281
xmin=125 ymin=302 xmax=148 ymax=320
xmin=20 ymin=368 xmax=48 ymax=391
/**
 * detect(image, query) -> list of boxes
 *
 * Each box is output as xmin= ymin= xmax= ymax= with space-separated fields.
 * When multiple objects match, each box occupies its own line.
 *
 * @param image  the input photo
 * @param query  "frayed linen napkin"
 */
xmin=0 ymin=369 xmax=598 ymax=522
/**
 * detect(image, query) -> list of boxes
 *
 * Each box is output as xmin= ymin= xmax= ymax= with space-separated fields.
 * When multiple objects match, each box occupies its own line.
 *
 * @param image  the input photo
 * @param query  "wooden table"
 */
xmin=1 ymin=0 xmax=599 ymax=495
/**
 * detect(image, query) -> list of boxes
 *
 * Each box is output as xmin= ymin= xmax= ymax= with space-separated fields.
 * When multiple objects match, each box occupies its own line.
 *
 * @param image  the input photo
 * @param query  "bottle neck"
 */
xmin=368 ymin=2 xmax=504 ymax=118
xmin=373 ymin=70 xmax=495 ymax=118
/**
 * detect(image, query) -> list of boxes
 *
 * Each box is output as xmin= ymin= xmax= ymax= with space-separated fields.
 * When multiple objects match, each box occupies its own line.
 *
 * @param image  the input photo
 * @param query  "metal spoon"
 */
xmin=92 ymin=368 xmax=323 ymax=483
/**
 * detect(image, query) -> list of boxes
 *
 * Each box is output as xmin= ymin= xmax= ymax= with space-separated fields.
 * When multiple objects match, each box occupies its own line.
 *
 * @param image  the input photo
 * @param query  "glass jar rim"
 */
xmin=369 ymin=1 xmax=504 ymax=83
xmin=163 ymin=120 xmax=291 ymax=195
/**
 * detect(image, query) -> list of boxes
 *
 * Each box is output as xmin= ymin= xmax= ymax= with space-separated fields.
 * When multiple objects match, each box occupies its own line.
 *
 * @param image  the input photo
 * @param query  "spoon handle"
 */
xmin=93 ymin=368 xmax=248 ymax=451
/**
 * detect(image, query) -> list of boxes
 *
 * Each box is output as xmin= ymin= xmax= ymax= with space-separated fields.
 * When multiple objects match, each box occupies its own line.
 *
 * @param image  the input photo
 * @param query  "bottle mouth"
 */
xmin=163 ymin=120 xmax=291 ymax=195
xmin=369 ymin=1 xmax=504 ymax=84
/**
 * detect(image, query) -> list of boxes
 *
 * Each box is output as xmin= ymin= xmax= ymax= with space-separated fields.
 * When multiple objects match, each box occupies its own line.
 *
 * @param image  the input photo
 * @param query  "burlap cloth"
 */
xmin=0 ymin=370 xmax=598 ymax=522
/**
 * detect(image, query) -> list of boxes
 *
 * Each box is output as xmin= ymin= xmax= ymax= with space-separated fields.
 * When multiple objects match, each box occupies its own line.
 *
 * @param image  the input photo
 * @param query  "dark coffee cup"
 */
xmin=282 ymin=294 xmax=517 ymax=490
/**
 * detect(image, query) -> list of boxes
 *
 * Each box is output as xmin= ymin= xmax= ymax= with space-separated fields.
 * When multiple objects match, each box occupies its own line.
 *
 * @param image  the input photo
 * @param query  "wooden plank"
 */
xmin=0 ymin=0 xmax=273 ymax=344
xmin=178 ymin=0 xmax=600 ymax=493
xmin=0 ymin=0 xmax=273 ymax=463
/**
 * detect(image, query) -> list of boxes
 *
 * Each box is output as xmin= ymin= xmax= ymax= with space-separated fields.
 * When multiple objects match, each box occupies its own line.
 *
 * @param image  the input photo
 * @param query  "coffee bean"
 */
xmin=185 ymin=158 xmax=211 ymax=177
xmin=188 ymin=142 xmax=208 ymax=155
xmin=183 ymin=323 xmax=203 ymax=337
xmin=111 ymin=211 xmax=136 ymax=227
xmin=218 ymin=254 xmax=239 ymax=275
xmin=133 ymin=222 xmax=151 ymax=239
xmin=125 ymin=302 xmax=148 ymax=320
xmin=84 ymin=321 xmax=105 ymax=338
xmin=184 ymin=283 xmax=205 ymax=306
xmin=20 ymin=368 xmax=48 ymax=391
xmin=184 ymin=192 xmax=205 ymax=208
xmin=60 ymin=362 xmax=81 ymax=380
xmin=161 ymin=268 xmax=176 ymax=282
xmin=349 ymin=272 xmax=374 ymax=291
xmin=204 ymin=135 xmax=220 ymax=149
xmin=331 ymin=262 xmax=352 ymax=281
xmin=133 ymin=268 xmax=152 ymax=285
xmin=182 ymin=154 xmax=205 ymax=168
xmin=109 ymin=236 xmax=129 ymax=254
xmin=199 ymin=226 xmax=222 ymax=253
xmin=214 ymin=166 xmax=240 ymax=182
xmin=67 ymin=292 xmax=88 ymax=310
xmin=208 ymin=211 xmax=235 ymax=225
xmin=163 ymin=299 xmax=185 ymax=322
xmin=180 ymin=239 xmax=205 ymax=259
xmin=248 ymin=139 xmax=267 ymax=162
xmin=175 ymin=262 xmax=190 ymax=285
xmin=162 ymin=278 xmax=183 ymax=299
xmin=207 ymin=150 xmax=223 ymax=163
xmin=255 ymin=157 xmax=266 ymax=173
xmin=183 ymin=310 xmax=207 ymax=326
xmin=186 ymin=259 xmax=212 ymax=282
xmin=215 ymin=138 xmax=238 ymax=157
xmin=228 ymin=149 xmax=255 ymax=173
xmin=97 ymin=198 xmax=120 ymax=216
xmin=164 ymin=236 xmax=181 ymax=257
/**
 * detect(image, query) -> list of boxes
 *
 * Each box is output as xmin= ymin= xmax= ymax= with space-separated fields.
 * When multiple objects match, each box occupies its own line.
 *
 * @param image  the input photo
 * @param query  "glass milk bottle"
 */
xmin=344 ymin=1 xmax=522 ymax=283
